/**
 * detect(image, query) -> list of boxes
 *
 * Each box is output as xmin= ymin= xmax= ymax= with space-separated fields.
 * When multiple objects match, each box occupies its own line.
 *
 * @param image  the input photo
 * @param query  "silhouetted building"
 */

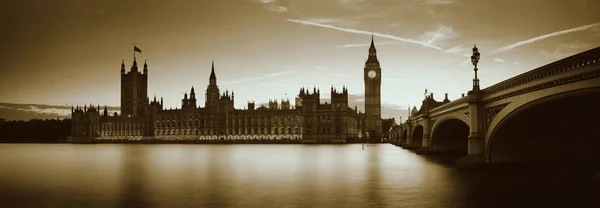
xmin=381 ymin=118 xmax=395 ymax=140
xmin=71 ymin=105 xmax=101 ymax=138
xmin=411 ymin=92 xmax=451 ymax=117
xmin=296 ymin=86 xmax=361 ymax=142
xmin=70 ymin=60 xmax=362 ymax=143
xmin=120 ymin=58 xmax=148 ymax=117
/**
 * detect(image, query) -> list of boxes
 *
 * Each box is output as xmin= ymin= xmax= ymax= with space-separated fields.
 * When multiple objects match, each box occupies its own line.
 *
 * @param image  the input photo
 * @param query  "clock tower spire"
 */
xmin=364 ymin=35 xmax=382 ymax=141
xmin=369 ymin=33 xmax=377 ymax=56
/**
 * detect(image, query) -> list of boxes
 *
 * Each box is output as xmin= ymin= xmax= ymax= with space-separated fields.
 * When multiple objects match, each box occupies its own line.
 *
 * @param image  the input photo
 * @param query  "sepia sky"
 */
xmin=1 ymin=0 xmax=599 ymax=121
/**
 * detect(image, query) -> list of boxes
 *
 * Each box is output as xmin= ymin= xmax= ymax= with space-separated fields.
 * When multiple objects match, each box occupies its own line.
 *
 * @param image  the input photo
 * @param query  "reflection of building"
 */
xmin=70 ymin=58 xmax=363 ymax=143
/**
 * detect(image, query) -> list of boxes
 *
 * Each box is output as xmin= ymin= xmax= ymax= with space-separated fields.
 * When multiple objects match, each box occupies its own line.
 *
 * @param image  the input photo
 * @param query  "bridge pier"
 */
xmin=456 ymin=90 xmax=487 ymax=169
xmin=414 ymin=111 xmax=435 ymax=154
xmin=402 ymin=124 xmax=414 ymax=149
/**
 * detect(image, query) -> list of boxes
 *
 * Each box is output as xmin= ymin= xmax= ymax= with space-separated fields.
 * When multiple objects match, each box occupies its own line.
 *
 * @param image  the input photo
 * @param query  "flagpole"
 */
xmin=133 ymin=44 xmax=136 ymax=60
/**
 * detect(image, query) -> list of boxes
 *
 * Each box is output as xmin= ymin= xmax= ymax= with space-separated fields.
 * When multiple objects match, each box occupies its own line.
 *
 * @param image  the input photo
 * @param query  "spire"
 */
xmin=209 ymin=60 xmax=217 ymax=85
xmin=121 ymin=59 xmax=125 ymax=73
xmin=143 ymin=60 xmax=148 ymax=74
xmin=131 ymin=57 xmax=138 ymax=72
xmin=366 ymin=35 xmax=378 ymax=63
xmin=369 ymin=33 xmax=377 ymax=56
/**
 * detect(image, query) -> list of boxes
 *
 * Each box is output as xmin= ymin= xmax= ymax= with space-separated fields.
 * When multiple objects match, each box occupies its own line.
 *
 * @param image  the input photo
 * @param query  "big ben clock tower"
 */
xmin=364 ymin=35 xmax=382 ymax=140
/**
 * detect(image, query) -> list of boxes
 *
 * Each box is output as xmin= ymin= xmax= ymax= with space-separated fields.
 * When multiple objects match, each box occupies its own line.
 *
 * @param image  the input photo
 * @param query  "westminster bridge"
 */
xmin=389 ymin=45 xmax=600 ymax=167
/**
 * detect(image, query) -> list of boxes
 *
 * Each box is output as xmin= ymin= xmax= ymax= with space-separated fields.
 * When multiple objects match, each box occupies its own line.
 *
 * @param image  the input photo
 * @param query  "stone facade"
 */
xmin=70 ymin=59 xmax=363 ymax=143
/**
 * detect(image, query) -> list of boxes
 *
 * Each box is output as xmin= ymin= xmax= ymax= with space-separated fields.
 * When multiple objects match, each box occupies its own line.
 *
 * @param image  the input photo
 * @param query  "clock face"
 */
xmin=368 ymin=70 xmax=377 ymax=78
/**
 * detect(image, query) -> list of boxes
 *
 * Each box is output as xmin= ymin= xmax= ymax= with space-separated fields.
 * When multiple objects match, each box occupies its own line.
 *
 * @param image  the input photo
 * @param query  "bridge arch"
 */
xmin=430 ymin=116 xmax=470 ymax=136
xmin=486 ymin=87 xmax=600 ymax=164
xmin=431 ymin=118 xmax=470 ymax=154
xmin=411 ymin=125 xmax=423 ymax=148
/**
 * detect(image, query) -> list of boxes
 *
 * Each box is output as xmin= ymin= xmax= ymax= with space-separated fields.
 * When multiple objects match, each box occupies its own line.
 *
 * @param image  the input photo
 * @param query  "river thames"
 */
xmin=0 ymin=144 xmax=596 ymax=208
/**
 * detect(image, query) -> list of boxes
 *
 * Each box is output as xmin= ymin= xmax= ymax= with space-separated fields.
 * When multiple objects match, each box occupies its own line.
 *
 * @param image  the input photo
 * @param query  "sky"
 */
xmin=0 ymin=0 xmax=599 ymax=121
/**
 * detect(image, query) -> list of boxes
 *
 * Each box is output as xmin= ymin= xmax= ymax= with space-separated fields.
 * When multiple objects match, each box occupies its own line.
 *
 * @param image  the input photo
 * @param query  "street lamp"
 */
xmin=471 ymin=44 xmax=481 ymax=90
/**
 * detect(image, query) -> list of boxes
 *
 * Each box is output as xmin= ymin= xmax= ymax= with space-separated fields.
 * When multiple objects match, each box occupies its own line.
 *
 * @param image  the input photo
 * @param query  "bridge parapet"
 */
xmin=483 ymin=47 xmax=600 ymax=96
xmin=430 ymin=96 xmax=468 ymax=114
xmin=411 ymin=114 xmax=423 ymax=121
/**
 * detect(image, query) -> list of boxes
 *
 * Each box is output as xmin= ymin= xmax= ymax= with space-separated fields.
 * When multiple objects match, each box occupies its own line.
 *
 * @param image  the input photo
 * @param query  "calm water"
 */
xmin=0 ymin=144 xmax=597 ymax=208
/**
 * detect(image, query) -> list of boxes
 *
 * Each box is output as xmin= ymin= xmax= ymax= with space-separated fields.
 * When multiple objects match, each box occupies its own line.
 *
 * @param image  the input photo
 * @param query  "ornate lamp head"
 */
xmin=471 ymin=44 xmax=480 ymax=70
xmin=470 ymin=44 xmax=481 ymax=90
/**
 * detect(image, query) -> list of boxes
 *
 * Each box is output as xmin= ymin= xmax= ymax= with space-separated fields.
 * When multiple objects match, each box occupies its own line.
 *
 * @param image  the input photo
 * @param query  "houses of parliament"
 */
xmin=70 ymin=38 xmax=387 ymax=143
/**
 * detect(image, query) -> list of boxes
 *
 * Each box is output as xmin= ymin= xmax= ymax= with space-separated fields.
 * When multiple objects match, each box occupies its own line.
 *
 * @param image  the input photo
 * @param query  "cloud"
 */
xmin=258 ymin=83 xmax=299 ymax=87
xmin=540 ymin=49 xmax=570 ymax=60
xmin=301 ymin=17 xmax=362 ymax=28
xmin=287 ymin=19 xmax=443 ymax=50
xmin=419 ymin=25 xmax=459 ymax=46
xmin=494 ymin=58 xmax=505 ymax=63
xmin=443 ymin=44 xmax=468 ymax=55
xmin=337 ymin=0 xmax=370 ymax=10
xmin=250 ymin=0 xmax=289 ymax=12
xmin=331 ymin=73 xmax=350 ymax=77
xmin=221 ymin=71 xmax=297 ymax=85
xmin=513 ymin=62 xmax=521 ymax=65
xmin=455 ymin=23 xmax=599 ymax=67
xmin=302 ymin=17 xmax=337 ymax=24
xmin=335 ymin=41 xmax=397 ymax=48
xmin=0 ymin=103 xmax=120 ymax=121
xmin=491 ymin=23 xmax=600 ymax=55
xmin=425 ymin=0 xmax=455 ymax=4
xmin=316 ymin=66 xmax=331 ymax=70
xmin=555 ymin=42 xmax=589 ymax=50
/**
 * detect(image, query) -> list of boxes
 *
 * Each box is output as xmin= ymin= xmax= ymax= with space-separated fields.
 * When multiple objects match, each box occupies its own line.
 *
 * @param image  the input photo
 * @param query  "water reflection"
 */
xmin=117 ymin=145 xmax=151 ymax=208
xmin=366 ymin=144 xmax=383 ymax=207
xmin=0 ymin=144 xmax=597 ymax=208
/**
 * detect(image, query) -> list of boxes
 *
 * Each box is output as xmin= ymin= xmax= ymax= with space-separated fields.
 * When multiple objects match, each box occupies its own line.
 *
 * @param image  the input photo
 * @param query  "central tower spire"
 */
xmin=209 ymin=60 xmax=217 ymax=85
xmin=206 ymin=60 xmax=220 ymax=108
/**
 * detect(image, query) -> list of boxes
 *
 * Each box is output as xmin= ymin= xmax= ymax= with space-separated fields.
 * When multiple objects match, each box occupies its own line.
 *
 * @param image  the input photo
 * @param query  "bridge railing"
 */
xmin=483 ymin=46 xmax=600 ymax=95
xmin=429 ymin=96 xmax=468 ymax=113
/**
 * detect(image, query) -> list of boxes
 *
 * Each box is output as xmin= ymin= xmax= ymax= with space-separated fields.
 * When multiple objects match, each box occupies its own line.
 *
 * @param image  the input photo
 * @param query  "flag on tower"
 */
xmin=134 ymin=46 xmax=142 ymax=53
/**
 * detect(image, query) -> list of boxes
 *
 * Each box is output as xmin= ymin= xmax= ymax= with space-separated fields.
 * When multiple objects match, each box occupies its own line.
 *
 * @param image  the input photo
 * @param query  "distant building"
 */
xmin=411 ymin=92 xmax=451 ymax=117
xmin=70 ymin=59 xmax=363 ymax=143
xmin=296 ymin=86 xmax=361 ymax=142
xmin=381 ymin=118 xmax=396 ymax=140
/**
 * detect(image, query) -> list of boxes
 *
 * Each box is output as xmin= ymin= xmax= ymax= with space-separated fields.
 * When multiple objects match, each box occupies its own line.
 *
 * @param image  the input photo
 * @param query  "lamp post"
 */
xmin=471 ymin=44 xmax=481 ymax=91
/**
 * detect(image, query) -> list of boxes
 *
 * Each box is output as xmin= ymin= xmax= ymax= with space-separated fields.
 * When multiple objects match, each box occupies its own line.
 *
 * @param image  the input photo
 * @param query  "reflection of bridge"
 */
xmin=391 ymin=46 xmax=600 ymax=167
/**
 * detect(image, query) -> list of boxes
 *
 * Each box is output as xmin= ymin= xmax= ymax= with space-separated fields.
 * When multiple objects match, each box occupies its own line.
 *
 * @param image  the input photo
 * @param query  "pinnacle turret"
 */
xmin=209 ymin=60 xmax=217 ymax=85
